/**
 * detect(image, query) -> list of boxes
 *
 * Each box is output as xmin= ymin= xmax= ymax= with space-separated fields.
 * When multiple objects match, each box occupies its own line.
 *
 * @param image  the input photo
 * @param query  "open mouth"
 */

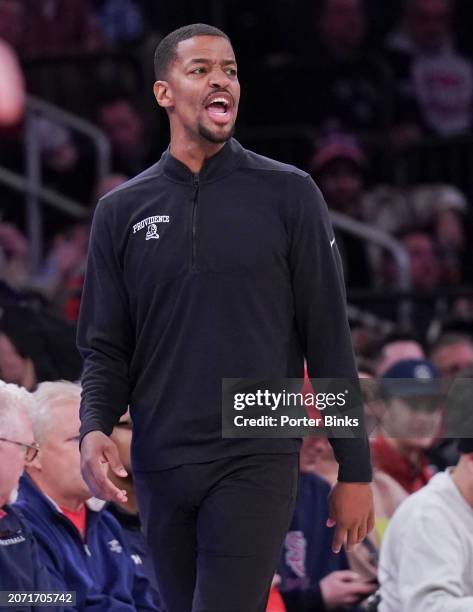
xmin=204 ymin=94 xmax=233 ymax=124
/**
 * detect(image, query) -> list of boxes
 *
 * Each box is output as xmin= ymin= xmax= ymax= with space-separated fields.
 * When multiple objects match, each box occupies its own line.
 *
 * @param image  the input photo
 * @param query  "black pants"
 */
xmin=134 ymin=453 xmax=299 ymax=612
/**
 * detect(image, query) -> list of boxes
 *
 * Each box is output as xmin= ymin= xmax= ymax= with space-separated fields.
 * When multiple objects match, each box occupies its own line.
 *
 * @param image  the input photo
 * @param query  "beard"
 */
xmin=198 ymin=121 xmax=235 ymax=144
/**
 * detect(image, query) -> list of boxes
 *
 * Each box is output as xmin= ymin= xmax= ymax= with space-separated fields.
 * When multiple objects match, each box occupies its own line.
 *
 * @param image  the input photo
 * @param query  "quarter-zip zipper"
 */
xmin=191 ymin=173 xmax=200 ymax=270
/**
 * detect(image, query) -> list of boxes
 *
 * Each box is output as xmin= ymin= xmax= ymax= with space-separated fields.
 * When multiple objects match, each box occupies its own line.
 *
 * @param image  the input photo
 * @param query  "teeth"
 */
xmin=209 ymin=97 xmax=229 ymax=108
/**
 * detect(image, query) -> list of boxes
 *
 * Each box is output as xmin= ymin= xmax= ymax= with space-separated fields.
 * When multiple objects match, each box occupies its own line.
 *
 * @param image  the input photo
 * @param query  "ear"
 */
xmin=25 ymin=450 xmax=42 ymax=474
xmin=153 ymin=80 xmax=173 ymax=110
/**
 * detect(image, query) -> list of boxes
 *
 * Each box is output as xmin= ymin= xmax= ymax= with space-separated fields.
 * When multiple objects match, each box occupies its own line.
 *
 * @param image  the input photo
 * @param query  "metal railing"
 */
xmin=329 ymin=211 xmax=412 ymax=329
xmin=0 ymin=95 xmax=111 ymax=273
xmin=394 ymin=133 xmax=473 ymax=200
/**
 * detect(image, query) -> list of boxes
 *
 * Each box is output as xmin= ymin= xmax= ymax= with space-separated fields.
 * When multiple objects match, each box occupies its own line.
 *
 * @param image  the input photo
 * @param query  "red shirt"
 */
xmin=266 ymin=586 xmax=286 ymax=612
xmin=371 ymin=436 xmax=434 ymax=494
xmin=60 ymin=505 xmax=87 ymax=539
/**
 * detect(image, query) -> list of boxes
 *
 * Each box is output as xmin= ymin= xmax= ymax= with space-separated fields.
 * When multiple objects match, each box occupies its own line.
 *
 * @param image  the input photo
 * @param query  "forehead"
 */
xmin=174 ymin=35 xmax=236 ymax=65
xmin=2 ymin=408 xmax=33 ymax=441
xmin=438 ymin=342 xmax=473 ymax=357
xmin=47 ymin=398 xmax=80 ymax=435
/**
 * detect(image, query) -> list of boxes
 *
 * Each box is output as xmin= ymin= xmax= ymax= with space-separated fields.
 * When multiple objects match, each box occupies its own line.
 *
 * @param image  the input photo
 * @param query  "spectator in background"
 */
xmin=373 ymin=333 xmax=425 ymax=376
xmin=400 ymin=229 xmax=441 ymax=291
xmin=308 ymin=0 xmax=394 ymax=134
xmin=94 ymin=173 xmax=129 ymax=201
xmin=17 ymin=381 xmax=158 ymax=611
xmin=309 ymin=132 xmax=373 ymax=288
xmin=427 ymin=335 xmax=473 ymax=470
xmin=381 ymin=228 xmax=441 ymax=291
xmin=32 ymin=221 xmax=90 ymax=320
xmin=379 ymin=438 xmax=473 ymax=611
xmin=0 ymin=382 xmax=54 ymax=602
xmin=362 ymin=183 xmax=471 ymax=292
xmin=0 ymin=303 xmax=83 ymax=387
xmin=429 ymin=332 xmax=473 ymax=378
xmin=0 ymin=222 xmax=30 ymax=289
xmin=247 ymin=0 xmax=393 ymax=134
xmin=108 ymin=411 xmax=161 ymax=607
xmin=386 ymin=0 xmax=473 ymax=141
xmin=1 ymin=0 xmax=103 ymax=59
xmin=0 ymin=38 xmax=24 ymax=126
xmin=0 ymin=328 xmax=36 ymax=390
xmin=97 ymin=94 xmax=161 ymax=176
xmin=31 ymin=117 xmax=97 ymax=207
xmin=409 ymin=184 xmax=470 ymax=285
xmin=0 ymin=36 xmax=25 ymax=236
xmin=278 ymin=442 xmax=377 ymax=611
xmin=0 ymin=0 xmax=24 ymax=52
xmin=380 ymin=227 xmax=451 ymax=336
xmin=301 ymin=430 xmax=407 ymax=585
xmin=93 ymin=0 xmax=144 ymax=46
xmin=372 ymin=359 xmax=443 ymax=494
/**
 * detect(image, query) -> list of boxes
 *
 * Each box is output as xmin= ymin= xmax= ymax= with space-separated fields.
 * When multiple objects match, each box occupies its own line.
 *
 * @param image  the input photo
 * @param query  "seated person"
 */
xmin=278 ymin=454 xmax=376 ymax=611
xmin=16 ymin=381 xmax=158 ymax=611
xmin=108 ymin=410 xmax=161 ymax=606
xmin=308 ymin=133 xmax=373 ymax=289
xmin=301 ymin=434 xmax=406 ymax=585
xmin=371 ymin=359 xmax=443 ymax=493
xmin=0 ymin=303 xmax=82 ymax=388
xmin=379 ymin=438 xmax=473 ymax=611
xmin=0 ymin=381 xmax=53 ymax=599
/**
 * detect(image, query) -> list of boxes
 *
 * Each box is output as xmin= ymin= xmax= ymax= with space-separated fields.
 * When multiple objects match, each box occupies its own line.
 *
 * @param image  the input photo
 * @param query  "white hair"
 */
xmin=32 ymin=380 xmax=82 ymax=444
xmin=0 ymin=380 xmax=34 ymax=438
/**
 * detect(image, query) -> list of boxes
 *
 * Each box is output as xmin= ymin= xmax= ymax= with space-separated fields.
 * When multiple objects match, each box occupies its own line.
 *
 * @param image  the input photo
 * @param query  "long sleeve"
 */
xmin=132 ymin=566 xmax=161 ymax=612
xmin=289 ymin=175 xmax=372 ymax=482
xmin=77 ymin=199 xmax=134 ymax=443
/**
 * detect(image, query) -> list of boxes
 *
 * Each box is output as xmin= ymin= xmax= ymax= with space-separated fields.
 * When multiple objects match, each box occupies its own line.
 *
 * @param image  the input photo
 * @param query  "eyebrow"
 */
xmin=186 ymin=58 xmax=237 ymax=66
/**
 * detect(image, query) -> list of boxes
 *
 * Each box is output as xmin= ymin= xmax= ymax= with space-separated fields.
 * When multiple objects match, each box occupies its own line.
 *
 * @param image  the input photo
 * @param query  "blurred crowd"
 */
xmin=3 ymin=340 xmax=473 ymax=610
xmin=1 ymin=0 xmax=473 ymax=338
xmin=1 ymin=0 xmax=473 ymax=610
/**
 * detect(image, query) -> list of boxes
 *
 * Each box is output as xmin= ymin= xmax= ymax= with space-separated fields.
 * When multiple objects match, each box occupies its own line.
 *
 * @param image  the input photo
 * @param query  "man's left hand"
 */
xmin=327 ymin=482 xmax=374 ymax=553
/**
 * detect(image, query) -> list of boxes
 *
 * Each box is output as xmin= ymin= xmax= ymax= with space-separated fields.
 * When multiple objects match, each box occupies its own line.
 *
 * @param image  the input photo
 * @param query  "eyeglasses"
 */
xmin=0 ymin=438 xmax=40 ymax=462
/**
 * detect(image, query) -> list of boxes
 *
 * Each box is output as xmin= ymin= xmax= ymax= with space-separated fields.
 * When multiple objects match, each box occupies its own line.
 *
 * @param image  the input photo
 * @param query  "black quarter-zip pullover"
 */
xmin=77 ymin=138 xmax=372 ymax=482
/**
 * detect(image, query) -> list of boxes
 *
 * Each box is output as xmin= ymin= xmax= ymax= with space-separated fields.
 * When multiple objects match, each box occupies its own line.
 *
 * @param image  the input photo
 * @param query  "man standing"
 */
xmin=78 ymin=23 xmax=374 ymax=612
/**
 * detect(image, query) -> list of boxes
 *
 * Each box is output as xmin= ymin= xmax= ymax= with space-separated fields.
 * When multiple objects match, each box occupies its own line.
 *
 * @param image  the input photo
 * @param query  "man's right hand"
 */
xmin=80 ymin=431 xmax=129 ymax=503
xmin=320 ymin=570 xmax=376 ymax=609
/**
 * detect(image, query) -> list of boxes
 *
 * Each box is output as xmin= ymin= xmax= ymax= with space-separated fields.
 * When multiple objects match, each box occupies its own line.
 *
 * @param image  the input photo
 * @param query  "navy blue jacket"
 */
xmin=0 ymin=504 xmax=58 ymax=611
xmin=16 ymin=476 xmax=158 ymax=611
xmin=77 ymin=138 xmax=371 ymax=482
xmin=278 ymin=472 xmax=349 ymax=611
xmin=107 ymin=503 xmax=161 ymax=608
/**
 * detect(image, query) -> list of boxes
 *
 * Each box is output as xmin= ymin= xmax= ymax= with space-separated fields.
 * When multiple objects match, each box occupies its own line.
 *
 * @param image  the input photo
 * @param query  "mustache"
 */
xmin=203 ymin=90 xmax=235 ymax=106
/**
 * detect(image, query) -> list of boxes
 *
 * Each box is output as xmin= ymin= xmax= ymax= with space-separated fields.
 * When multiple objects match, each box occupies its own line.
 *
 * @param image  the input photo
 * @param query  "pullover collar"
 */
xmin=161 ymin=137 xmax=243 ymax=184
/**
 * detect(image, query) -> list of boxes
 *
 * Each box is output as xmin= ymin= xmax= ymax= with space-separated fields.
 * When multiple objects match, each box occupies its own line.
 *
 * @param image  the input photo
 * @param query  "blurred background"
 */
xmin=3 ymin=4 xmax=473 ymax=610
xmin=2 ymin=0 xmax=473 ymax=379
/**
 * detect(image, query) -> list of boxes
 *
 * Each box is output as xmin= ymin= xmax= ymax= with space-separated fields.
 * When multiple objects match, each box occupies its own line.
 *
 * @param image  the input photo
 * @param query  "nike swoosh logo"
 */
xmin=330 ymin=237 xmax=336 ymax=247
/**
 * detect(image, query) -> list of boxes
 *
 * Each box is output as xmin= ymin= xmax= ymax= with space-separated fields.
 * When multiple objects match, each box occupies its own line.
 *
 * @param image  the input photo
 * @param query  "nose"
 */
xmin=208 ymin=66 xmax=230 ymax=89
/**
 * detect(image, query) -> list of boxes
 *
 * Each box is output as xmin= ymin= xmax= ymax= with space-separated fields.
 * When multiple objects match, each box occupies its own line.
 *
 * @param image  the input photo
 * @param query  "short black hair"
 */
xmin=154 ymin=23 xmax=231 ymax=81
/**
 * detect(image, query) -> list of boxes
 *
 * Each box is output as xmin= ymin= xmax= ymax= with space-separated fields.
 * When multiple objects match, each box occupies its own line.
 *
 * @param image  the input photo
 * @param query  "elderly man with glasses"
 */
xmin=0 ymin=380 xmax=55 ymax=605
